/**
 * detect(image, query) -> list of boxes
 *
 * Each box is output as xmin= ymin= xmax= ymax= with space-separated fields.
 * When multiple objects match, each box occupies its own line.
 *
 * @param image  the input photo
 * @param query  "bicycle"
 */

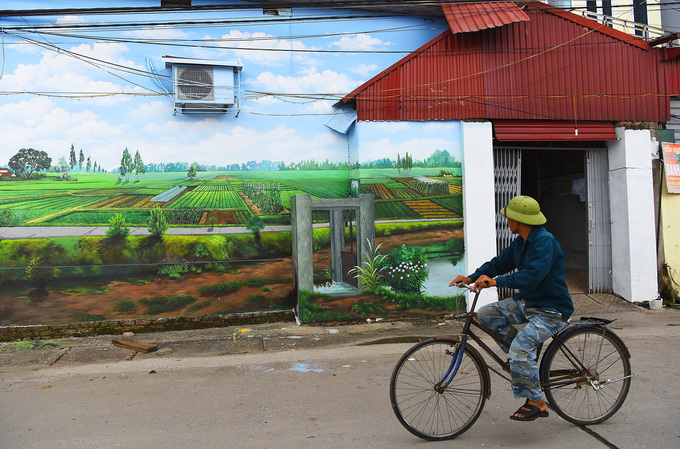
xmin=389 ymin=283 xmax=634 ymax=441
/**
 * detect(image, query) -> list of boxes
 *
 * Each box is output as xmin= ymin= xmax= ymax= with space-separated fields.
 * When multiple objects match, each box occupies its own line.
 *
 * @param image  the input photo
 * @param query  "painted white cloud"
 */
xmin=196 ymin=125 xmax=346 ymax=165
xmin=301 ymin=101 xmax=335 ymax=115
xmin=248 ymin=68 xmax=360 ymax=95
xmin=351 ymin=63 xmax=378 ymax=77
xmin=329 ymin=34 xmax=392 ymax=50
xmin=55 ymin=15 xmax=91 ymax=25
xmin=215 ymin=30 xmax=318 ymax=67
xmin=0 ymin=41 xmax=151 ymax=106
xmin=7 ymin=42 xmax=42 ymax=54
xmin=125 ymin=25 xmax=190 ymax=40
xmin=0 ymin=97 xmax=127 ymax=169
xmin=373 ymin=122 xmax=411 ymax=133
xmin=128 ymin=100 xmax=170 ymax=121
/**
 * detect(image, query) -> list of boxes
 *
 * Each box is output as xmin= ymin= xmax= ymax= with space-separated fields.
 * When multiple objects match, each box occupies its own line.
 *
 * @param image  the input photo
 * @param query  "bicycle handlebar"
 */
xmin=453 ymin=282 xmax=478 ymax=293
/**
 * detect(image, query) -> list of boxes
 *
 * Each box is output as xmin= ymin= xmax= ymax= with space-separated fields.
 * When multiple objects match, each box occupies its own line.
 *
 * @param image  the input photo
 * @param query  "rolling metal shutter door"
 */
xmin=586 ymin=149 xmax=613 ymax=293
xmin=493 ymin=148 xmax=522 ymax=299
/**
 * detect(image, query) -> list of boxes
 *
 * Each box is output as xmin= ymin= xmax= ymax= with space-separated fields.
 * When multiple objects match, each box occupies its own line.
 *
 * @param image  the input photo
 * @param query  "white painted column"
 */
xmin=462 ymin=121 xmax=498 ymax=308
xmin=608 ymin=127 xmax=659 ymax=302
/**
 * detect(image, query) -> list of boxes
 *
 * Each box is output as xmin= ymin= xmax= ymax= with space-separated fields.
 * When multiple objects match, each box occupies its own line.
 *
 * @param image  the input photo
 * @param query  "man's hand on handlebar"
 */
xmin=450 ymin=275 xmax=496 ymax=291
xmin=449 ymin=275 xmax=472 ymax=287
xmin=473 ymin=275 xmax=496 ymax=291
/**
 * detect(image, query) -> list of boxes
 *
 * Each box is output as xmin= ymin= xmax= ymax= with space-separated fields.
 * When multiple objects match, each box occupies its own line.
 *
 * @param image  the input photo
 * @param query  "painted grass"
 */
xmin=170 ymin=190 xmax=246 ymax=209
xmin=281 ymin=178 xmax=349 ymax=199
xmin=374 ymin=201 xmax=421 ymax=220
xmin=45 ymin=210 xmax=152 ymax=225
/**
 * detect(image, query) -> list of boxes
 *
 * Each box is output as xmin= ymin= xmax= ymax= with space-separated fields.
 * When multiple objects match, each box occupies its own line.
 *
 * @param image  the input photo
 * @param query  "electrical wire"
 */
xmin=0 ymin=0 xmax=671 ymax=117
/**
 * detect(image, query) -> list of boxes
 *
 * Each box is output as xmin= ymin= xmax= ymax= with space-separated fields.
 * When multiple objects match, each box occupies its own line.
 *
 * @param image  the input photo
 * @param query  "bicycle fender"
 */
xmin=540 ymin=324 xmax=631 ymax=370
xmin=434 ymin=337 xmax=492 ymax=400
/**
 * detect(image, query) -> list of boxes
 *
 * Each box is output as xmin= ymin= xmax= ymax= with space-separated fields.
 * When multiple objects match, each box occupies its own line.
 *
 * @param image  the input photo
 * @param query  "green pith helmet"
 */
xmin=500 ymin=195 xmax=546 ymax=226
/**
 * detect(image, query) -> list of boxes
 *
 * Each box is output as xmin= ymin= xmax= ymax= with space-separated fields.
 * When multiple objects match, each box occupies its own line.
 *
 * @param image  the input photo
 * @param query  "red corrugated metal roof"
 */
xmin=442 ymin=2 xmax=529 ymax=34
xmin=662 ymin=57 xmax=680 ymax=96
xmin=343 ymin=4 xmax=668 ymax=123
xmin=494 ymin=120 xmax=616 ymax=141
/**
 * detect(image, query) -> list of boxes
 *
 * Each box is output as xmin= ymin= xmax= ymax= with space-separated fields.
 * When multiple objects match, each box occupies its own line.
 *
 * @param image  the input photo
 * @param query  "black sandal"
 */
xmin=510 ymin=400 xmax=549 ymax=421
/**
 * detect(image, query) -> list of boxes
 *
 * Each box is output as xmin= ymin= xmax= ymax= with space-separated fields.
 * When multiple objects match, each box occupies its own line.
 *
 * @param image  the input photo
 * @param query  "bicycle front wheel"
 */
xmin=390 ymin=339 xmax=487 ymax=441
xmin=540 ymin=327 xmax=631 ymax=425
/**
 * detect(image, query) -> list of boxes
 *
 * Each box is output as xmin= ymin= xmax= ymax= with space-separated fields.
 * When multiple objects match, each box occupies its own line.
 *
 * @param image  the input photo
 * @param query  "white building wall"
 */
xmin=608 ymin=127 xmax=659 ymax=302
xmin=461 ymin=121 xmax=497 ymax=308
xmin=568 ymin=0 xmax=663 ymax=38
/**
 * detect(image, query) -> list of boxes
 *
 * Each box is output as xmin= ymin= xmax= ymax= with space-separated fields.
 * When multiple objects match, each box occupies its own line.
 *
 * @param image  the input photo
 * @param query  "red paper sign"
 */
xmin=662 ymin=142 xmax=680 ymax=194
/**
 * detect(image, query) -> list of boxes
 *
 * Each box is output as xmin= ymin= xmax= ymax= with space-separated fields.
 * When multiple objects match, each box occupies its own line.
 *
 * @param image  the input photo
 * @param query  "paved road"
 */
xmin=0 ymin=218 xmax=461 ymax=239
xmin=1 ymin=309 xmax=679 ymax=448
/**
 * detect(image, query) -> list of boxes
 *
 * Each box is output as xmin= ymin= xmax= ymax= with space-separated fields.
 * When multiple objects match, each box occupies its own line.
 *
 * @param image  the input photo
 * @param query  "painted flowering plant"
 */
xmin=384 ymin=244 xmax=429 ymax=294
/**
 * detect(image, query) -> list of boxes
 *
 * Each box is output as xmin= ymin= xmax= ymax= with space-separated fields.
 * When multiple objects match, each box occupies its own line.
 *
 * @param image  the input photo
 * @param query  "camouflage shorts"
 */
xmin=477 ymin=298 xmax=566 ymax=400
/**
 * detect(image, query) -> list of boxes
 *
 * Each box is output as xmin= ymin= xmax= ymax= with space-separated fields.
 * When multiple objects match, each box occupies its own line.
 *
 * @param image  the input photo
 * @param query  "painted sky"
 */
xmin=0 ymin=1 xmax=449 ymax=171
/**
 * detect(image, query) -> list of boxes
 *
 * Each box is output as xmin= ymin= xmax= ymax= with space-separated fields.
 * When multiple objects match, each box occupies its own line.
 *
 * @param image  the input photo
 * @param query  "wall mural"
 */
xmin=0 ymin=2 xmax=465 ymax=325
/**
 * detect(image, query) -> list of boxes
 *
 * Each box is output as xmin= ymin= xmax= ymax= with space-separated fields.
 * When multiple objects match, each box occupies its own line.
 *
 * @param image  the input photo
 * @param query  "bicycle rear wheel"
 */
xmin=390 ymin=339 xmax=487 ymax=440
xmin=540 ymin=327 xmax=631 ymax=425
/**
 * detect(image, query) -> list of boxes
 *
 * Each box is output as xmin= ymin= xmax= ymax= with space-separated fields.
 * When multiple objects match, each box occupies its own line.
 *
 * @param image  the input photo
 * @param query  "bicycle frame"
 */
xmin=438 ymin=286 xmax=511 ymax=389
xmin=439 ymin=285 xmax=631 ymax=392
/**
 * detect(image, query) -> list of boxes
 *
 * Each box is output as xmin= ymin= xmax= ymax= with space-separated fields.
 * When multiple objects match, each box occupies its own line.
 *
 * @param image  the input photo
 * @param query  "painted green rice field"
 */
xmin=0 ymin=169 xmax=463 ymax=226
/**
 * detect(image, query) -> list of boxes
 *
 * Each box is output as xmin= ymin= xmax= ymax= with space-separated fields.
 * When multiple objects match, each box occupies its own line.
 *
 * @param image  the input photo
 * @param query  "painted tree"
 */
xmin=69 ymin=144 xmax=77 ymax=171
xmin=8 ymin=148 xmax=52 ymax=180
xmin=133 ymin=150 xmax=145 ymax=181
xmin=120 ymin=148 xmax=132 ymax=182
xmin=57 ymin=156 xmax=69 ymax=179
xmin=401 ymin=152 xmax=413 ymax=177
xmin=78 ymin=149 xmax=85 ymax=174
xmin=245 ymin=214 xmax=265 ymax=244
xmin=396 ymin=153 xmax=401 ymax=175
xmin=187 ymin=164 xmax=197 ymax=179
xmin=86 ymin=156 xmax=91 ymax=173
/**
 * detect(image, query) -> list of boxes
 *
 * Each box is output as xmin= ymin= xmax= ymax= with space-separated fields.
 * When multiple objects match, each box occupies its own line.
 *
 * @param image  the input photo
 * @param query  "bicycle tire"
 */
xmin=540 ymin=326 xmax=631 ymax=425
xmin=390 ymin=338 xmax=487 ymax=440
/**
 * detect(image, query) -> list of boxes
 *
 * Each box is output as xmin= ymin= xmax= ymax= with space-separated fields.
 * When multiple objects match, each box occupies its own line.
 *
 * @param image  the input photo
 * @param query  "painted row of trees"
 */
xmin=7 ymin=147 xmax=462 ymax=181
xmin=6 ymin=145 xmax=108 ymax=180
xmin=67 ymin=144 xmax=105 ymax=175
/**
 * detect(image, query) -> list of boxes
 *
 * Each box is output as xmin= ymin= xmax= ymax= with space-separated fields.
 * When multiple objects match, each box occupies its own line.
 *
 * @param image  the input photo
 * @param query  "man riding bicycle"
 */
xmin=450 ymin=195 xmax=573 ymax=422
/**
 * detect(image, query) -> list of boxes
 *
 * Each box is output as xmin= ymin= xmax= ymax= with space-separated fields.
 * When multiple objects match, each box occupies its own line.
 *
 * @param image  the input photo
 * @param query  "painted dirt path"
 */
xmin=0 ymin=227 xmax=463 ymax=325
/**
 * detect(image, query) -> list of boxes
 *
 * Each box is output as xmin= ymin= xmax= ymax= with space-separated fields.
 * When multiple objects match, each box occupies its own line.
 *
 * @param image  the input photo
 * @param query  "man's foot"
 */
xmin=509 ymin=399 xmax=549 ymax=421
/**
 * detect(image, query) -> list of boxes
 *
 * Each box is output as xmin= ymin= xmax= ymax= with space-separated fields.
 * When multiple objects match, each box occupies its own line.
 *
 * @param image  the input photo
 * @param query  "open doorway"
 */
xmin=494 ymin=144 xmax=611 ymax=294
xmin=521 ymin=149 xmax=589 ymax=293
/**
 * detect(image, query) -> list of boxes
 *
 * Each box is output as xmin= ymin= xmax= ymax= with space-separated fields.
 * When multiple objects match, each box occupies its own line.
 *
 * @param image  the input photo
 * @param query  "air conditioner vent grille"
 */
xmin=177 ymin=66 xmax=214 ymax=101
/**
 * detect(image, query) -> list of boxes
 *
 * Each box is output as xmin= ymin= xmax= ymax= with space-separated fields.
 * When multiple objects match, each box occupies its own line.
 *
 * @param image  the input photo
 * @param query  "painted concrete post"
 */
xmin=291 ymin=194 xmax=313 ymax=293
xmin=462 ymin=121 xmax=498 ymax=309
xmin=608 ymin=127 xmax=659 ymax=302
xmin=329 ymin=208 xmax=344 ymax=283
xmin=358 ymin=193 xmax=375 ymax=270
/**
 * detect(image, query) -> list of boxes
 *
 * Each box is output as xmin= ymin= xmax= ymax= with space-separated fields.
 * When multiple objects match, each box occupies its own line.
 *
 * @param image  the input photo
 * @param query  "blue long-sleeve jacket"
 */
xmin=468 ymin=226 xmax=573 ymax=319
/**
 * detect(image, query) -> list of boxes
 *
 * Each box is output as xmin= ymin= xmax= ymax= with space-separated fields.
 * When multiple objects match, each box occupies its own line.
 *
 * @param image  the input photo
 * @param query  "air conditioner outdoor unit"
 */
xmin=162 ymin=56 xmax=243 ymax=114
